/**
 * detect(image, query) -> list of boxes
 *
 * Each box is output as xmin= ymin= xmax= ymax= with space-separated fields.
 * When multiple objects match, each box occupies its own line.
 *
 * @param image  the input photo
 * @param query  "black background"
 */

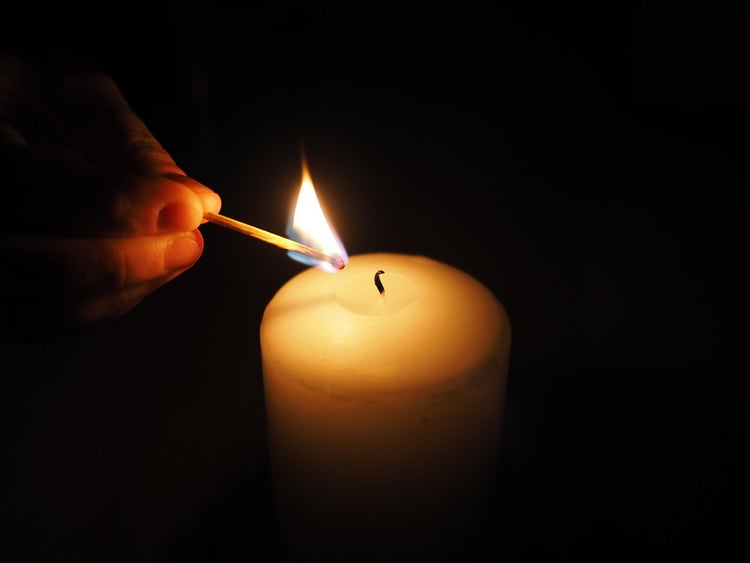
xmin=2 ymin=1 xmax=747 ymax=561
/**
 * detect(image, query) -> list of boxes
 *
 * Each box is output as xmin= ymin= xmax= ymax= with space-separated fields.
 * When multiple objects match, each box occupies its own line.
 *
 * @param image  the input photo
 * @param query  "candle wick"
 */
xmin=374 ymin=270 xmax=385 ymax=294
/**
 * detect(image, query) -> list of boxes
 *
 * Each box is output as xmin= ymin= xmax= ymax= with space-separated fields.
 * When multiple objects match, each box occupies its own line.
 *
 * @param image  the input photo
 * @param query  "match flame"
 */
xmin=286 ymin=162 xmax=348 ymax=273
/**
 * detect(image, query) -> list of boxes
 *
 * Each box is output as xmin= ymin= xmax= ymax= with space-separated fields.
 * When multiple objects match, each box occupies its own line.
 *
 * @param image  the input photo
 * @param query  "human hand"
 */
xmin=0 ymin=53 xmax=222 ymax=336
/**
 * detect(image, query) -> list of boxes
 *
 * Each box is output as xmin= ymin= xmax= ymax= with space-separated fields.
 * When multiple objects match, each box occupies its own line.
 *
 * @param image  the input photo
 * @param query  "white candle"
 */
xmin=260 ymin=252 xmax=511 ymax=559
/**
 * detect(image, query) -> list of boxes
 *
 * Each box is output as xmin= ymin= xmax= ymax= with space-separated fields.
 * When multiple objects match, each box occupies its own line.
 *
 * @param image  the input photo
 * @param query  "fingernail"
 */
xmin=164 ymin=173 xmax=222 ymax=215
xmin=165 ymin=237 xmax=201 ymax=270
xmin=201 ymin=191 xmax=222 ymax=215
xmin=158 ymin=203 xmax=200 ymax=232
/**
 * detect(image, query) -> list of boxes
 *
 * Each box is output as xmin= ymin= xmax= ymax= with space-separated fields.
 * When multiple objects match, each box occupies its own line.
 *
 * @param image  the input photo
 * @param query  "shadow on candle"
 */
xmin=260 ymin=253 xmax=511 ymax=562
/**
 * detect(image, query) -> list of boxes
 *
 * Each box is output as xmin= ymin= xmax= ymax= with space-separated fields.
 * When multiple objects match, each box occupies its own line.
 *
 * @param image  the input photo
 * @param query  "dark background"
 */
xmin=2 ymin=1 xmax=746 ymax=561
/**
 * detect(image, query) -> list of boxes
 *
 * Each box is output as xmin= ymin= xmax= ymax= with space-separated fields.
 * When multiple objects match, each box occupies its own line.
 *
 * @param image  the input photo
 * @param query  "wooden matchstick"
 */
xmin=203 ymin=211 xmax=346 ymax=270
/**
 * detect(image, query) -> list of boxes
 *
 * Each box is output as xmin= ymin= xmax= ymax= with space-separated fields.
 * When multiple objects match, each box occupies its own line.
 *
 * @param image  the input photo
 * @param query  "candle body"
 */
xmin=260 ymin=253 xmax=511 ymax=561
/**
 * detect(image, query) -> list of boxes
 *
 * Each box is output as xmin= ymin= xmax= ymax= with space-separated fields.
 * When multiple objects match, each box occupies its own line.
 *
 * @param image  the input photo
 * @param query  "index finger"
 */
xmin=53 ymin=71 xmax=221 ymax=214
xmin=55 ymin=71 xmax=178 ymax=175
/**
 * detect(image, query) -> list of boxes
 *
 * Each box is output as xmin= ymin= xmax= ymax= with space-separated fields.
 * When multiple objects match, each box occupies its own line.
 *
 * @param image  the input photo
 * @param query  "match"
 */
xmin=203 ymin=211 xmax=346 ymax=270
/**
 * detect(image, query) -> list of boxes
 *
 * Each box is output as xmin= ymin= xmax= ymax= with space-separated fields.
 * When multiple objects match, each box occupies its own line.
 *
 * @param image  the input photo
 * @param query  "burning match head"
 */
xmin=287 ymin=250 xmax=347 ymax=273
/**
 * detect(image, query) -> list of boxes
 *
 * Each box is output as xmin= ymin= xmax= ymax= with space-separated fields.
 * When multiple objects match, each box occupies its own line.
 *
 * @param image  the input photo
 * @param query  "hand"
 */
xmin=0 ymin=53 xmax=222 ymax=336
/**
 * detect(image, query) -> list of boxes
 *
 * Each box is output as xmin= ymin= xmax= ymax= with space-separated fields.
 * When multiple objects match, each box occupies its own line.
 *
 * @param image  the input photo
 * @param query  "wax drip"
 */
xmin=374 ymin=270 xmax=385 ymax=294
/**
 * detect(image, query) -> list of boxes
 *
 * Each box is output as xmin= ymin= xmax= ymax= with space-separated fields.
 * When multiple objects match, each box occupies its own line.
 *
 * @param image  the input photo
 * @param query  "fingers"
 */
xmin=1 ymin=58 xmax=222 ymax=236
xmin=55 ymin=71 xmax=222 ymax=218
xmin=110 ymin=173 xmax=221 ymax=234
xmin=163 ymin=173 xmax=222 ymax=222
xmin=56 ymin=71 xmax=182 ymax=174
xmin=1 ymin=229 xmax=204 ymax=296
xmin=0 ymin=55 xmax=222 ymax=336
xmin=108 ymin=174 xmax=207 ymax=235
xmin=0 ymin=229 xmax=204 ymax=333
xmin=1 ymin=149 xmax=216 ymax=236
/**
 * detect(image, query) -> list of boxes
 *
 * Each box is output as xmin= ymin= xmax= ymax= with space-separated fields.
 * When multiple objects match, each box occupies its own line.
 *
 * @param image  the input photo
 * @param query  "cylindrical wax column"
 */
xmin=260 ymin=253 xmax=511 ymax=561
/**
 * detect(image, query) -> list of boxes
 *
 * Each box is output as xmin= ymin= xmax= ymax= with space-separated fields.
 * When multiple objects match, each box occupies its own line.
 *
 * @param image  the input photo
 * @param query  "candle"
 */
xmin=260 ymin=252 xmax=511 ymax=560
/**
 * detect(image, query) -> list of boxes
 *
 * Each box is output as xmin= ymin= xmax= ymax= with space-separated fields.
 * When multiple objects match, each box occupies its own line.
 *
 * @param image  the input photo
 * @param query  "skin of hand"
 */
xmin=0 ymin=53 xmax=222 ymax=336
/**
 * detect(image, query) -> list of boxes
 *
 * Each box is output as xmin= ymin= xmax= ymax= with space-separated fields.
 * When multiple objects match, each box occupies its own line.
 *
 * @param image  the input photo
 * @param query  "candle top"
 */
xmin=261 ymin=253 xmax=510 ymax=396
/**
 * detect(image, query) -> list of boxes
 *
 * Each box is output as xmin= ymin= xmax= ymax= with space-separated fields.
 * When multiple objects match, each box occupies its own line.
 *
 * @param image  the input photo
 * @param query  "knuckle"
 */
xmin=108 ymin=243 xmax=130 ymax=289
xmin=123 ymin=124 xmax=171 ymax=163
xmin=87 ymin=242 xmax=129 ymax=291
